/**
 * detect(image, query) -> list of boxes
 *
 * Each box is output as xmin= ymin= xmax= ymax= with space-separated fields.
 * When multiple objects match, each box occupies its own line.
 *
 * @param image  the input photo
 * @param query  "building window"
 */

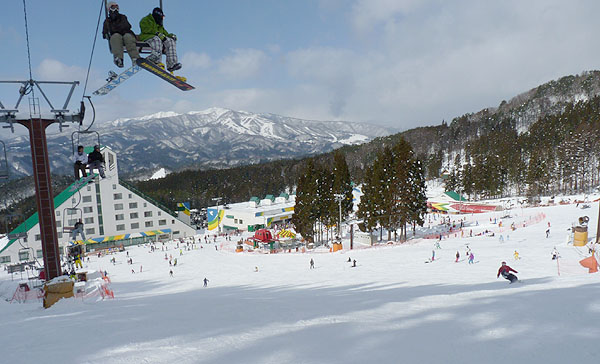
xmin=85 ymin=228 xmax=95 ymax=235
xmin=131 ymin=222 xmax=139 ymax=229
xmin=128 ymin=193 xmax=132 ymax=199
xmin=113 ymin=184 xmax=117 ymax=190
xmin=84 ymin=206 xmax=93 ymax=214
xmin=56 ymin=221 xmax=62 ymax=228
xmin=35 ymin=234 xmax=41 ymax=241
xmin=56 ymin=211 xmax=61 ymax=217
xmin=158 ymin=219 xmax=166 ymax=226
xmin=129 ymin=202 xmax=138 ymax=209
xmin=68 ymin=219 xmax=78 ymax=227
xmin=116 ymin=224 xmax=125 ymax=231
xmin=144 ymin=211 xmax=152 ymax=218
xmin=87 ymin=185 xmax=92 ymax=192
xmin=82 ymin=195 xmax=92 ymax=203
xmin=234 ymin=219 xmax=238 ymax=224
xmin=36 ymin=249 xmax=43 ymax=258
xmin=0 ymin=256 xmax=10 ymax=263
xmin=114 ymin=203 xmax=124 ymax=211
xmin=58 ymin=232 xmax=63 ymax=238
xmin=239 ymin=219 xmax=243 ymax=224
xmin=18 ymin=251 xmax=29 ymax=261
xmin=130 ymin=212 xmax=139 ymax=219
xmin=84 ymin=217 xmax=94 ymax=224
xmin=145 ymin=221 xmax=153 ymax=228
xmin=158 ymin=211 xmax=161 ymax=216
xmin=114 ymin=193 xmax=122 ymax=200
xmin=143 ymin=202 xmax=147 ymax=207
xmin=115 ymin=214 xmax=124 ymax=221
xmin=173 ymin=231 xmax=180 ymax=236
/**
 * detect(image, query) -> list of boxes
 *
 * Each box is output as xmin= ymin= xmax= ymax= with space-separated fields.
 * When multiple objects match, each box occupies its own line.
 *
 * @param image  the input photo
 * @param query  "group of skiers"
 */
xmin=103 ymin=2 xmax=182 ymax=73
xmin=73 ymin=145 xmax=106 ymax=180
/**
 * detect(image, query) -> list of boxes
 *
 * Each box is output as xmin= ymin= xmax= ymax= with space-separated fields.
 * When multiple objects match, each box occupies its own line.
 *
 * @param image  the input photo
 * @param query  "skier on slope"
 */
xmin=497 ymin=261 xmax=518 ymax=283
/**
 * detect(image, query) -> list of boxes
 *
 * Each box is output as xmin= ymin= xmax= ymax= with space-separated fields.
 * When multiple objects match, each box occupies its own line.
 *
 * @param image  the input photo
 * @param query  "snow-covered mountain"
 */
xmin=4 ymin=108 xmax=393 ymax=177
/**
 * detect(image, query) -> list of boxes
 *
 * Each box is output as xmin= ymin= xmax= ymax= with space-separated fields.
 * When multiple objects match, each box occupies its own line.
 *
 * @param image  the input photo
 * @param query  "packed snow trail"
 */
xmin=0 ymin=202 xmax=599 ymax=363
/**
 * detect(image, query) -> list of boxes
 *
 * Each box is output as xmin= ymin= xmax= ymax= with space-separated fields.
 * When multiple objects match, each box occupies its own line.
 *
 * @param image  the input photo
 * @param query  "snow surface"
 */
xmin=149 ymin=168 xmax=168 ymax=180
xmin=1 ymin=201 xmax=599 ymax=364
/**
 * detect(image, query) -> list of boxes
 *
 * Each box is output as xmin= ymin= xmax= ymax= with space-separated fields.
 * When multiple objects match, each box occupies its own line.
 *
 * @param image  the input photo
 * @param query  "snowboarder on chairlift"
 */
xmin=87 ymin=145 xmax=106 ymax=178
xmin=139 ymin=7 xmax=182 ymax=72
xmin=71 ymin=219 xmax=86 ymax=241
xmin=497 ymin=261 xmax=518 ymax=283
xmin=73 ymin=145 xmax=88 ymax=180
xmin=102 ymin=2 xmax=140 ymax=68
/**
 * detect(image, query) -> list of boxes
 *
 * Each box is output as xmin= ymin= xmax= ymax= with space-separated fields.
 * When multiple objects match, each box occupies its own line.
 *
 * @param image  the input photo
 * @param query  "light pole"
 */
xmin=212 ymin=197 xmax=222 ymax=234
xmin=334 ymin=194 xmax=344 ymax=240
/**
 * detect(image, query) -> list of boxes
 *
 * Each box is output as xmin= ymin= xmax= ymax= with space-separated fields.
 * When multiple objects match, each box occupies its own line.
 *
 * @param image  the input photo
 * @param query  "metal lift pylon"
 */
xmin=1 ymin=79 xmax=84 ymax=280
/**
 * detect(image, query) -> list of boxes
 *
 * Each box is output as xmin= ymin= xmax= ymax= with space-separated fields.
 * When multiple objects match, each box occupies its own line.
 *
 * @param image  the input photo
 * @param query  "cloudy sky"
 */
xmin=1 ymin=0 xmax=600 ymax=139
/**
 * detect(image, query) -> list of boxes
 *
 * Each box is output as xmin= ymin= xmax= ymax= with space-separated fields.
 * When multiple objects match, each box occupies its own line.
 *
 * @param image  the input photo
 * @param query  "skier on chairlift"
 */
xmin=73 ymin=145 xmax=88 ymax=180
xmin=87 ymin=145 xmax=106 ymax=178
xmin=102 ymin=2 xmax=140 ymax=68
xmin=139 ymin=7 xmax=182 ymax=72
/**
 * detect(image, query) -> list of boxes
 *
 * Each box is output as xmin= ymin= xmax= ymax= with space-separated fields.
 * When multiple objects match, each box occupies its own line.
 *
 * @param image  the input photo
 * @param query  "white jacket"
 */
xmin=73 ymin=152 xmax=88 ymax=164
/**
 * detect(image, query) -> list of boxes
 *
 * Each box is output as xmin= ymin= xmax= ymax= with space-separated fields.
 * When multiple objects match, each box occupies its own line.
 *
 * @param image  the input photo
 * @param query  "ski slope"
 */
xmin=0 ymin=201 xmax=599 ymax=364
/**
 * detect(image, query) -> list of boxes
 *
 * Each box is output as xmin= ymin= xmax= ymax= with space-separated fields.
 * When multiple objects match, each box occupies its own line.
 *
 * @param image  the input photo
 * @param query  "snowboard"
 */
xmin=69 ymin=174 xmax=97 ymax=192
xmin=136 ymin=58 xmax=194 ymax=91
xmin=93 ymin=65 xmax=141 ymax=96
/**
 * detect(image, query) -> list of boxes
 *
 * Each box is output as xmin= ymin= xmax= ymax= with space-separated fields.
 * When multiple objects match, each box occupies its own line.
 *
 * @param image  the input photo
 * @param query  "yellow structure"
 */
xmin=573 ymin=226 xmax=588 ymax=246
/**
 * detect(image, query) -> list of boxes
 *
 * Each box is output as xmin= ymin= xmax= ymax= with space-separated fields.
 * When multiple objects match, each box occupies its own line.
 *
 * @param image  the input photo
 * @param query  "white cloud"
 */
xmin=182 ymin=51 xmax=211 ymax=70
xmin=350 ymin=0 xmax=424 ymax=33
xmin=36 ymin=59 xmax=88 ymax=82
xmin=217 ymin=49 xmax=268 ymax=80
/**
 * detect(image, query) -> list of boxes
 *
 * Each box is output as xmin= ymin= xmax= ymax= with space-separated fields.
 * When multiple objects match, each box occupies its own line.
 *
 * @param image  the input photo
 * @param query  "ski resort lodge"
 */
xmin=0 ymin=146 xmax=195 ymax=264
xmin=207 ymin=194 xmax=295 ymax=232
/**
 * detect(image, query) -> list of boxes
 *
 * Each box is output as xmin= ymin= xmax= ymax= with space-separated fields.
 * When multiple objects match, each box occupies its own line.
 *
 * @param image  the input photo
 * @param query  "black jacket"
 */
xmin=102 ymin=13 xmax=135 ymax=38
xmin=88 ymin=150 xmax=104 ymax=164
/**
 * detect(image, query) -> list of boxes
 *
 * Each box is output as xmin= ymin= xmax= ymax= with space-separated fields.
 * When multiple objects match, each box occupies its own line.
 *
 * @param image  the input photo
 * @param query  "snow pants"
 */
xmin=110 ymin=33 xmax=140 ymax=62
xmin=146 ymin=36 xmax=178 ymax=69
xmin=502 ymin=272 xmax=518 ymax=283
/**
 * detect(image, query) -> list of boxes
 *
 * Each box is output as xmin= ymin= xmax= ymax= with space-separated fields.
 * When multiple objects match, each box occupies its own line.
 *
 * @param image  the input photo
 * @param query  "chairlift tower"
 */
xmin=0 ymin=79 xmax=84 ymax=280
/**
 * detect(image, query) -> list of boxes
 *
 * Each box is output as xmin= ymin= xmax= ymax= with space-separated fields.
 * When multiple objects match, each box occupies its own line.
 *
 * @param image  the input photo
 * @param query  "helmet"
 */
xmin=94 ymin=145 xmax=100 ymax=150
xmin=501 ymin=261 xmax=506 ymax=265
xmin=107 ymin=2 xmax=119 ymax=11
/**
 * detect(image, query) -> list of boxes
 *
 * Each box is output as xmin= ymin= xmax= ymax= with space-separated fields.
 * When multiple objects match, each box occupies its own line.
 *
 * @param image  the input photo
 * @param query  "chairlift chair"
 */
xmin=62 ymin=207 xmax=83 ymax=234
xmin=0 ymin=140 xmax=9 ymax=179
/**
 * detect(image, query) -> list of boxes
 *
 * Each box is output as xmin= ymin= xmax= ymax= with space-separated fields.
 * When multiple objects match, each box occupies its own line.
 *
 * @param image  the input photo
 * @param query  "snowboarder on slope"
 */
xmin=497 ymin=261 xmax=518 ymax=283
xmin=310 ymin=258 xmax=315 ymax=269
xmin=468 ymin=252 xmax=475 ymax=264
xmin=203 ymin=277 xmax=209 ymax=287
xmin=455 ymin=251 xmax=460 ymax=263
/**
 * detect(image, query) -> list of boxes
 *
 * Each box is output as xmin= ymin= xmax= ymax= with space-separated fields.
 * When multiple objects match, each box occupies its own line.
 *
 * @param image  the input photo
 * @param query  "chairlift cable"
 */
xmin=81 ymin=0 xmax=105 ymax=101
xmin=21 ymin=0 xmax=35 ymax=99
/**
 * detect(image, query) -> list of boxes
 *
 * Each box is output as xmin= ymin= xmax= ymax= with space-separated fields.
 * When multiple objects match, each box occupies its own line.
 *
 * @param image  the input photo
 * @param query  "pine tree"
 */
xmin=292 ymin=159 xmax=318 ymax=242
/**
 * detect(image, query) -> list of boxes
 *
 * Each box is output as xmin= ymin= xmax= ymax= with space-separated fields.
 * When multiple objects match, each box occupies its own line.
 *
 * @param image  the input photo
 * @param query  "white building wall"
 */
xmin=0 ymin=146 xmax=195 ymax=265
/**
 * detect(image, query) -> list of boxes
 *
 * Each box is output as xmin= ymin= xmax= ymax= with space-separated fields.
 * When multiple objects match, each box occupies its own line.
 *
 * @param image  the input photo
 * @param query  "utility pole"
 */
xmin=334 ymin=194 xmax=344 ymax=240
xmin=0 ymin=80 xmax=83 ymax=280
xmin=212 ymin=197 xmax=222 ymax=233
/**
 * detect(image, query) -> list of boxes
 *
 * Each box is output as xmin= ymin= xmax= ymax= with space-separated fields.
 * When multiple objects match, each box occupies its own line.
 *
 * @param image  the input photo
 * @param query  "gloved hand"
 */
xmin=156 ymin=32 xmax=166 ymax=41
xmin=169 ymin=34 xmax=177 ymax=41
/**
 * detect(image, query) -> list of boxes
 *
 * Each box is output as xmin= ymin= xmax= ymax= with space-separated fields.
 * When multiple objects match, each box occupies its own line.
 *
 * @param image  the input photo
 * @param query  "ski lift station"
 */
xmin=207 ymin=194 xmax=295 ymax=233
xmin=0 ymin=146 xmax=195 ymax=265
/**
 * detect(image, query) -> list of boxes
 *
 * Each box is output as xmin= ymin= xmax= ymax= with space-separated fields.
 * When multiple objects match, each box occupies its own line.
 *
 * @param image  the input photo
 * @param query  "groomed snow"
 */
xmin=0 ymin=201 xmax=599 ymax=364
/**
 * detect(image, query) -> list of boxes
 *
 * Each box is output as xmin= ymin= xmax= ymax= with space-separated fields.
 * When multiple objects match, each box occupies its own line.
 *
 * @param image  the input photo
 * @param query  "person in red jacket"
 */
xmin=497 ymin=261 xmax=518 ymax=283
